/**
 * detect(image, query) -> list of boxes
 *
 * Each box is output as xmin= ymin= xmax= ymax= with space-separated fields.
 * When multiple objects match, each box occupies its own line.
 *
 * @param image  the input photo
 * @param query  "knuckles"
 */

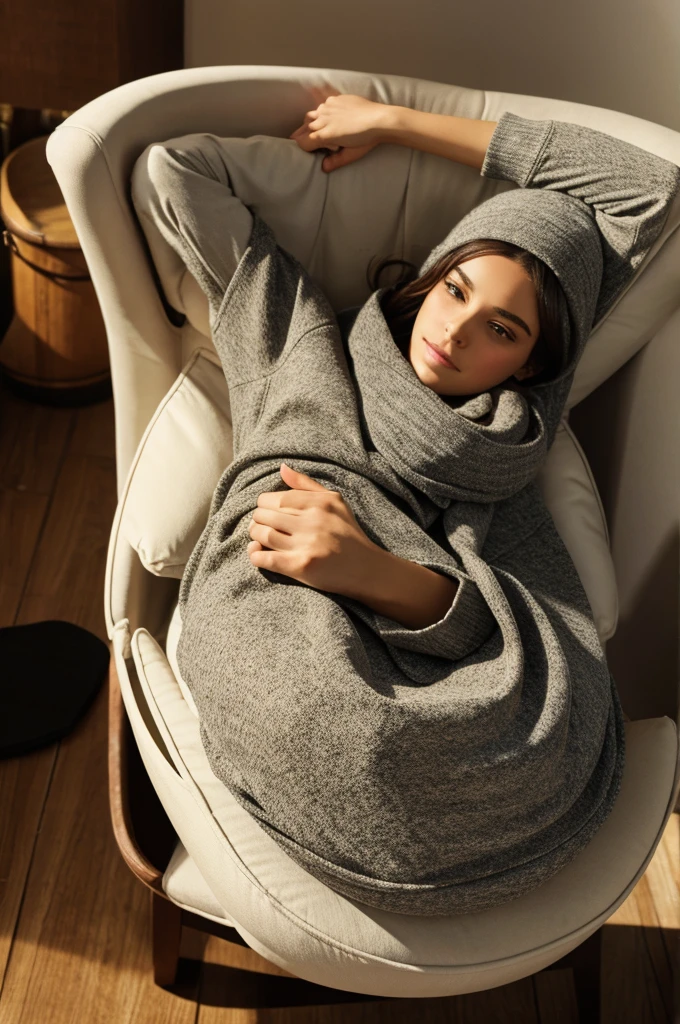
xmin=320 ymin=493 xmax=342 ymax=513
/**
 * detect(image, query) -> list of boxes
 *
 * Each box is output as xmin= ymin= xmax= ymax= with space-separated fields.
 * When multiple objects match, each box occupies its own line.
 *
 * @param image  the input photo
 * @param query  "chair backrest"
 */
xmin=46 ymin=66 xmax=680 ymax=489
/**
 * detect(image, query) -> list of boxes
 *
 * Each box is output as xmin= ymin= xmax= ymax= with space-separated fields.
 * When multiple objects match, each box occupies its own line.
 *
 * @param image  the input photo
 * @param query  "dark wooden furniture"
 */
xmin=0 ymin=0 xmax=183 ymax=113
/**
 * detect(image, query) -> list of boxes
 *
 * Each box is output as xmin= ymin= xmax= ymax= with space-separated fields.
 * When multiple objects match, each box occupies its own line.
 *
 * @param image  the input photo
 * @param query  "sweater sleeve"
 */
xmin=340 ymin=563 xmax=497 ymax=662
xmin=481 ymin=112 xmax=680 ymax=321
xmin=131 ymin=134 xmax=254 ymax=328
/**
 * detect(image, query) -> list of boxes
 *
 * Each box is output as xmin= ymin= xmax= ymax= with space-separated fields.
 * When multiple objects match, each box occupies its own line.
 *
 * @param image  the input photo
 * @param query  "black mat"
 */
xmin=0 ymin=620 xmax=109 ymax=758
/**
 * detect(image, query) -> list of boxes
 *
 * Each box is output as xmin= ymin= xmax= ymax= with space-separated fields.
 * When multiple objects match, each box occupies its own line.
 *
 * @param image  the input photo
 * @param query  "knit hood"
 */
xmin=417 ymin=187 xmax=604 ymax=447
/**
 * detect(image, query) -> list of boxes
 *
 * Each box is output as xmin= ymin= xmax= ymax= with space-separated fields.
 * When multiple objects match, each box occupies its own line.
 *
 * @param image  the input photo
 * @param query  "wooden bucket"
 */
xmin=0 ymin=134 xmax=111 ymax=404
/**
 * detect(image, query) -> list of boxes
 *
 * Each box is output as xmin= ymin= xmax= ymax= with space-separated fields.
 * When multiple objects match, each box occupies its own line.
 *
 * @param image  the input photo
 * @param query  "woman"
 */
xmin=131 ymin=97 xmax=679 ymax=915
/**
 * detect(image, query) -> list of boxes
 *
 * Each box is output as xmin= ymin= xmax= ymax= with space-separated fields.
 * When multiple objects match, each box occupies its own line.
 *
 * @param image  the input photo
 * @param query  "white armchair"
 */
xmin=46 ymin=65 xmax=680 ymax=1012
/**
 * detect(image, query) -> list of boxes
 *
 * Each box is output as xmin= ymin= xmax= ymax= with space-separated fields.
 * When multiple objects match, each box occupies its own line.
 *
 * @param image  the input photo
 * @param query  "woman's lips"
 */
xmin=423 ymin=338 xmax=459 ymax=370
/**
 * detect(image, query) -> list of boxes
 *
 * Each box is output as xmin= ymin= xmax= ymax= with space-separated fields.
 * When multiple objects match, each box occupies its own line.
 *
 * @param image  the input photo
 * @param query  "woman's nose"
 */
xmin=444 ymin=320 xmax=470 ymax=346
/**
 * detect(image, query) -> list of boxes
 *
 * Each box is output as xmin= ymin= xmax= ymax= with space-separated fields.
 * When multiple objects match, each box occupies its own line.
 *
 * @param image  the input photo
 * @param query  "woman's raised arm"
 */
xmin=480 ymin=112 xmax=680 ymax=319
xmin=381 ymin=106 xmax=497 ymax=170
xmin=292 ymin=96 xmax=680 ymax=318
xmin=131 ymin=135 xmax=254 ymax=327
xmin=290 ymin=94 xmax=496 ymax=172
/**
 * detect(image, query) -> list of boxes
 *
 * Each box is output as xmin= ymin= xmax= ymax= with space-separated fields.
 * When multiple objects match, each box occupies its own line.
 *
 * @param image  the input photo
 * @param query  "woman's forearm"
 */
xmin=355 ymin=548 xmax=459 ymax=630
xmin=378 ymin=106 xmax=497 ymax=171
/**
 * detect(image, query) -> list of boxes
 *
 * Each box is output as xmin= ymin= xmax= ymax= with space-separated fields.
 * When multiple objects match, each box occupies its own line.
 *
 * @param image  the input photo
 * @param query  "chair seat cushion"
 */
xmin=163 ymin=841 xmax=235 ymax=927
xmin=121 ymin=349 xmax=619 ymax=643
xmin=122 ymin=625 xmax=678 ymax=997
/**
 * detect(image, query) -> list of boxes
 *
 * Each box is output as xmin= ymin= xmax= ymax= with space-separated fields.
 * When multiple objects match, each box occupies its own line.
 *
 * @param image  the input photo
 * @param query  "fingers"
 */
xmin=290 ymin=103 xmax=340 ymax=146
xmin=248 ymin=516 xmax=293 ymax=550
xmin=251 ymin=507 xmax=297 ymax=532
xmin=280 ymin=462 xmax=328 ymax=490
xmin=257 ymin=489 xmax=332 ymax=511
xmin=321 ymin=144 xmax=374 ymax=173
xmin=289 ymin=108 xmax=320 ymax=142
xmin=247 ymin=540 xmax=283 ymax=572
xmin=321 ymin=149 xmax=349 ymax=173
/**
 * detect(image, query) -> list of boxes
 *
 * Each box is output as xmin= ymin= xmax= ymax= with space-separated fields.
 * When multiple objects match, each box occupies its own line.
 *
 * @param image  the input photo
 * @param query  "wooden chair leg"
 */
xmin=152 ymin=890 xmax=183 ymax=987
xmin=570 ymin=926 xmax=602 ymax=1024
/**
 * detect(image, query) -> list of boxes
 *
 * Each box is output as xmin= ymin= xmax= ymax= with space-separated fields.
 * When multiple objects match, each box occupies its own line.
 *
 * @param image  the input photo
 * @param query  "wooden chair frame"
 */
xmin=108 ymin=652 xmax=603 ymax=1020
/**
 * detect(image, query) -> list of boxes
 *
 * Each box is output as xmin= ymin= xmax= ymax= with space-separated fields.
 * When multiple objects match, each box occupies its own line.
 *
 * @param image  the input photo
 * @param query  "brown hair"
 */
xmin=366 ymin=239 xmax=566 ymax=388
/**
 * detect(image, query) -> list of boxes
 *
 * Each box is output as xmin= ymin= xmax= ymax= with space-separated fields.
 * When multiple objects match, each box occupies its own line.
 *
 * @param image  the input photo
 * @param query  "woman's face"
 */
xmin=408 ymin=255 xmax=541 ymax=396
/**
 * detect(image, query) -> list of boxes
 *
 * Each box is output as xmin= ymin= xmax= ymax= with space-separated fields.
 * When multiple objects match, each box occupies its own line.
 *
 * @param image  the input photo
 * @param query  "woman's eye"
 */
xmin=445 ymin=281 xmax=514 ymax=340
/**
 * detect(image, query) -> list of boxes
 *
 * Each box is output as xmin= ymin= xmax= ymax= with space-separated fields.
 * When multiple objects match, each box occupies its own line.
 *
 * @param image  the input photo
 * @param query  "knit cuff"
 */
xmin=370 ymin=568 xmax=497 ymax=662
xmin=481 ymin=111 xmax=554 ymax=188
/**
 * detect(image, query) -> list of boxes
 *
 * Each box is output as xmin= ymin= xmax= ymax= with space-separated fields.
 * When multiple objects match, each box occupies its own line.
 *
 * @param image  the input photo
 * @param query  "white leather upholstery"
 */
xmin=45 ymin=66 xmax=680 ymax=997
xmin=118 ymin=349 xmax=232 ymax=578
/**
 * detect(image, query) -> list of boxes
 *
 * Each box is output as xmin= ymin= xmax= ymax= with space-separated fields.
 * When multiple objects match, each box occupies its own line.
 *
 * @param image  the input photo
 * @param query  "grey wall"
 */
xmin=185 ymin=0 xmax=680 ymax=131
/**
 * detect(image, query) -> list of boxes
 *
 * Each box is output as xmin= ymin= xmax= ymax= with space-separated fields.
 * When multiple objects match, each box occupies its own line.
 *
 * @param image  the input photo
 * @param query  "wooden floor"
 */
xmin=0 ymin=377 xmax=678 ymax=1024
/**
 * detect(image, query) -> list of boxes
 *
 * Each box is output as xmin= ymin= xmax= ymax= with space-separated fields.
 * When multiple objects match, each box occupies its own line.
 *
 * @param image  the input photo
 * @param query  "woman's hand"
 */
xmin=289 ymin=94 xmax=392 ymax=173
xmin=247 ymin=462 xmax=382 ymax=598
xmin=291 ymin=95 xmax=497 ymax=173
xmin=249 ymin=462 xmax=460 ymax=629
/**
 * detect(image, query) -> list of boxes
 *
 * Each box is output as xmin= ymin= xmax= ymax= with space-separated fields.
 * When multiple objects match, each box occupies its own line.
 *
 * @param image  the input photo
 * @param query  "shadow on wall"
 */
xmin=185 ymin=0 xmax=680 ymax=133
xmin=570 ymin=327 xmax=680 ymax=723
xmin=606 ymin=529 xmax=679 ymax=722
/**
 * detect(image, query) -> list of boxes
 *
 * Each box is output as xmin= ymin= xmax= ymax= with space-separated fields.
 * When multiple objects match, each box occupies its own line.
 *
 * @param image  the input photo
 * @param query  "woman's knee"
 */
xmin=131 ymin=143 xmax=179 ymax=220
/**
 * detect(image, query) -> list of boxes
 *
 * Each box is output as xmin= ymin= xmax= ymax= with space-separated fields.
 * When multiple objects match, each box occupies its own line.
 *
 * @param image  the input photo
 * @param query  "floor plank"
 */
xmin=14 ymin=422 xmax=116 ymax=641
xmin=640 ymin=813 xmax=680 ymax=930
xmin=0 ymin=747 xmax=56 ymax=989
xmin=0 ymin=384 xmax=74 ymax=990
xmin=0 ymin=396 xmax=198 ymax=1023
xmin=601 ymin=921 xmax=671 ymax=1024
xmin=0 ymin=488 xmax=50 ymax=622
xmin=0 ymin=385 xmax=74 ymax=493
xmin=67 ymin=395 xmax=116 ymax=461
xmin=195 ymin=960 xmax=540 ymax=1023
xmin=0 ymin=687 xmax=198 ymax=1024
xmin=610 ymin=815 xmax=680 ymax=931
xmin=533 ymin=968 xmax=578 ymax=1024
xmin=604 ymin=814 xmax=679 ymax=1023
xmin=0 ymin=384 xmax=74 ymax=623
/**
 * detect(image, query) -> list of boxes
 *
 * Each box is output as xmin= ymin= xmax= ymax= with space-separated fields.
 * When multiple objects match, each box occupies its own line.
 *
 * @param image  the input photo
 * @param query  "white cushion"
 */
xmin=118 ymin=624 xmax=678 ymax=998
xmin=118 ymin=348 xmax=232 ymax=578
xmin=163 ymin=841 xmax=235 ymax=927
xmin=120 ymin=349 xmax=619 ymax=644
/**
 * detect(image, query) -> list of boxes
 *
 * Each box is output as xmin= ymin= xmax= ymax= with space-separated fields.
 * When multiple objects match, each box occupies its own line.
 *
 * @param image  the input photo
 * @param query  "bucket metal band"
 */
xmin=3 ymin=229 xmax=91 ymax=282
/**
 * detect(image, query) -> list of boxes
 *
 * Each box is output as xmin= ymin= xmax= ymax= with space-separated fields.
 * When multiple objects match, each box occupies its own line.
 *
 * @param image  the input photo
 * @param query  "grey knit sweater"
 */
xmin=133 ymin=112 xmax=680 ymax=915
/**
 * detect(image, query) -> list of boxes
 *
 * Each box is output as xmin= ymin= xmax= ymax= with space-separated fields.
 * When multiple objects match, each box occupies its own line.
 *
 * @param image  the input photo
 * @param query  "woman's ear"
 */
xmin=514 ymin=355 xmax=544 ymax=382
xmin=513 ymin=364 xmax=536 ymax=382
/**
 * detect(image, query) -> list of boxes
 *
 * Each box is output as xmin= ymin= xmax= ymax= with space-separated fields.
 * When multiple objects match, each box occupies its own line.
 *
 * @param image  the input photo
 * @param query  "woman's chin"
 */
xmin=412 ymin=358 xmax=461 ymax=395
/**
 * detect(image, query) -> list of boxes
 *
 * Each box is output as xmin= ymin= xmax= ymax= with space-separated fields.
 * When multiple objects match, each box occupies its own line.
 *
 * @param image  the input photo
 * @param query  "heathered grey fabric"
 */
xmin=133 ymin=112 xmax=680 ymax=915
